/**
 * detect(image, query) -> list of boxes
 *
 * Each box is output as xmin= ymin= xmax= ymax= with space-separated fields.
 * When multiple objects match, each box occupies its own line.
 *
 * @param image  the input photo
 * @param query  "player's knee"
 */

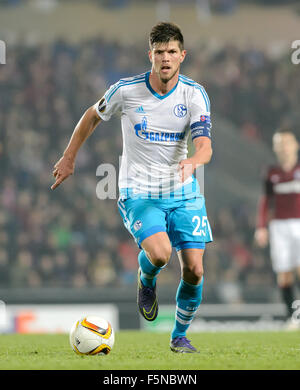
xmin=277 ymin=272 xmax=293 ymax=288
xmin=183 ymin=265 xmax=204 ymax=285
xmin=278 ymin=280 xmax=293 ymax=289
xmin=147 ymin=244 xmax=172 ymax=267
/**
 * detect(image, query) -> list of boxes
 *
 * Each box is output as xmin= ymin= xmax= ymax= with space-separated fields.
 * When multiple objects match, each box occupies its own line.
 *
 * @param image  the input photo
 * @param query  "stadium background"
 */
xmin=0 ymin=0 xmax=299 ymax=333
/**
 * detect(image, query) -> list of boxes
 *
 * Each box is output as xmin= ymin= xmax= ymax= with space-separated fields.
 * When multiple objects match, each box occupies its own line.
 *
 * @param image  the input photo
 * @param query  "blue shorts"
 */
xmin=117 ymin=181 xmax=213 ymax=252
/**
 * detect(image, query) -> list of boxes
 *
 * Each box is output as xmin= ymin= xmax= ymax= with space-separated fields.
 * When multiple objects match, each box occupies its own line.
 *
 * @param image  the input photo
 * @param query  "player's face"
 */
xmin=149 ymin=40 xmax=186 ymax=83
xmin=273 ymin=132 xmax=299 ymax=162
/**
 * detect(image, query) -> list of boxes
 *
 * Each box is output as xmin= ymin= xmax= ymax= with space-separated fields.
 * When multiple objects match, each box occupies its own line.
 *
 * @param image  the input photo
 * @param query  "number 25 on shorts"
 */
xmin=192 ymin=215 xmax=208 ymax=236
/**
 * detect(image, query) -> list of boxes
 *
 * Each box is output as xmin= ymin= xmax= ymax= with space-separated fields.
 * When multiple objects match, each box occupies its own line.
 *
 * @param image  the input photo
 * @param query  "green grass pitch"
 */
xmin=0 ymin=331 xmax=300 ymax=370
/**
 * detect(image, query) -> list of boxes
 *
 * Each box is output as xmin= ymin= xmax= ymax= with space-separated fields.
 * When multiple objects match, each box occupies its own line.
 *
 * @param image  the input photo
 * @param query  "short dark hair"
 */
xmin=274 ymin=128 xmax=297 ymax=138
xmin=273 ymin=128 xmax=299 ymax=142
xmin=149 ymin=22 xmax=184 ymax=50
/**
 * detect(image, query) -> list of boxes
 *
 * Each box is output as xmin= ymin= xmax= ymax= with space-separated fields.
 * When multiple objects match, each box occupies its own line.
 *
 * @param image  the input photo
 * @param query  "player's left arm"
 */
xmin=178 ymin=83 xmax=212 ymax=183
xmin=178 ymin=137 xmax=212 ymax=182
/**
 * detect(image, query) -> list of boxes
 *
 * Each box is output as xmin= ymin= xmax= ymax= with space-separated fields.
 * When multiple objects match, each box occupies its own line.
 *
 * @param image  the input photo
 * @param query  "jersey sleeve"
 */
xmin=189 ymin=85 xmax=212 ymax=141
xmin=94 ymin=81 xmax=123 ymax=121
xmin=264 ymin=174 xmax=274 ymax=197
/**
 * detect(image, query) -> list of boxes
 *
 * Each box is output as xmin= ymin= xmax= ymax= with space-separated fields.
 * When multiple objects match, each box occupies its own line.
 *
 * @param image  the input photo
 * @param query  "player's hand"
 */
xmin=178 ymin=158 xmax=195 ymax=182
xmin=254 ymin=227 xmax=269 ymax=248
xmin=51 ymin=155 xmax=75 ymax=190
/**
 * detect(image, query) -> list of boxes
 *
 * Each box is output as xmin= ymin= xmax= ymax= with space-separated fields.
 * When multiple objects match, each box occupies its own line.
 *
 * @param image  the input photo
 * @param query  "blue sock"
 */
xmin=138 ymin=250 xmax=164 ymax=288
xmin=171 ymin=278 xmax=204 ymax=340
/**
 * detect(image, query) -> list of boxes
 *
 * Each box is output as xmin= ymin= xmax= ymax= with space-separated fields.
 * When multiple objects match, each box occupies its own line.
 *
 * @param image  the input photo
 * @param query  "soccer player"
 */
xmin=255 ymin=129 xmax=300 ymax=330
xmin=51 ymin=22 xmax=213 ymax=352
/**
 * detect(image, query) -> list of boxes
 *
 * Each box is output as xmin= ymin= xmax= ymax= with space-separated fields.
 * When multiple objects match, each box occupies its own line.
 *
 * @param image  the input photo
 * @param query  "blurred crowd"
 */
xmin=1 ymin=35 xmax=297 ymax=302
xmin=185 ymin=43 xmax=300 ymax=145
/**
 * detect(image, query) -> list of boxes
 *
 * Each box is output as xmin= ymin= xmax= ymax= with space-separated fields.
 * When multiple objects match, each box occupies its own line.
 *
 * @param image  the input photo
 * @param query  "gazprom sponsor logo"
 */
xmin=134 ymin=125 xmax=185 ymax=142
xmin=134 ymin=118 xmax=185 ymax=143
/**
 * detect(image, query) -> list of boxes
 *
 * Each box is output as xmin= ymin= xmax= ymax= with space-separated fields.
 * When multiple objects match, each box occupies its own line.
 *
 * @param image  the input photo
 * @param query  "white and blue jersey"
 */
xmin=95 ymin=71 xmax=213 ymax=249
xmin=95 ymin=71 xmax=211 ymax=199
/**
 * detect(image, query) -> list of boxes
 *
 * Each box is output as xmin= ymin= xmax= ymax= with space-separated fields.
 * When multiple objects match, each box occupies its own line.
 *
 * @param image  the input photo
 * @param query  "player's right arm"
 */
xmin=51 ymin=80 xmax=122 ymax=190
xmin=254 ymin=196 xmax=270 ymax=248
xmin=254 ymin=169 xmax=274 ymax=248
xmin=51 ymin=105 xmax=101 ymax=190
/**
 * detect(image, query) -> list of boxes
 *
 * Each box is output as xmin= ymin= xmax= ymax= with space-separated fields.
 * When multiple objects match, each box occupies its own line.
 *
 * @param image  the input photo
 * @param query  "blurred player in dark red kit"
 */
xmin=255 ymin=129 xmax=300 ymax=330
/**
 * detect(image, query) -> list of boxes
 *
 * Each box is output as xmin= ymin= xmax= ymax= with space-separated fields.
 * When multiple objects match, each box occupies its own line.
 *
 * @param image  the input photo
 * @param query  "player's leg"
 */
xmin=167 ymin=187 xmax=212 ymax=352
xmin=277 ymin=271 xmax=295 ymax=319
xmin=294 ymin=220 xmax=300 ymax=309
xmin=139 ymin=231 xmax=172 ymax=287
xmin=283 ymin=223 xmax=300 ymax=328
xmin=295 ymin=266 xmax=300 ymax=323
xmin=170 ymin=248 xmax=204 ymax=353
xmin=137 ymin=232 xmax=172 ymax=321
xmin=296 ymin=266 xmax=300 ymax=288
xmin=269 ymin=220 xmax=297 ymax=326
xmin=277 ymin=270 xmax=300 ymax=330
xmin=118 ymin=198 xmax=171 ymax=321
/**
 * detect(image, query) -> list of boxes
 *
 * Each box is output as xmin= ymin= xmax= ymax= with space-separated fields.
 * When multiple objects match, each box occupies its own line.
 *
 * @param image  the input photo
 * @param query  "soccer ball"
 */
xmin=69 ymin=315 xmax=115 ymax=356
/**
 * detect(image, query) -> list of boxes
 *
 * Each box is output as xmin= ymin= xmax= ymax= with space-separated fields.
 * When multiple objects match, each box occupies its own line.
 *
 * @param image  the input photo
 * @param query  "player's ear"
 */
xmin=180 ymin=49 xmax=187 ymax=63
xmin=148 ymin=49 xmax=153 ymax=63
